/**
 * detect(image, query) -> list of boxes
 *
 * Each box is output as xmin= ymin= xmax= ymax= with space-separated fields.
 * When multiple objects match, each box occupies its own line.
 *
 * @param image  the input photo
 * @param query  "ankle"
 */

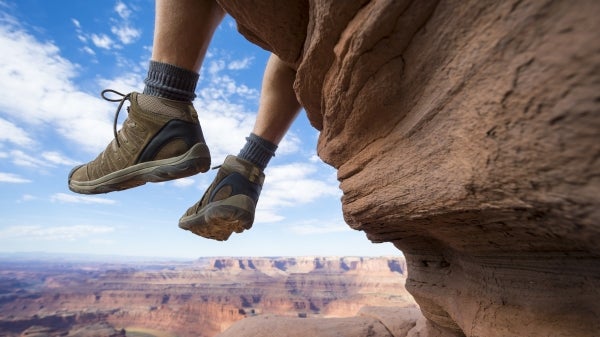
xmin=237 ymin=133 xmax=277 ymax=171
xmin=143 ymin=61 xmax=199 ymax=102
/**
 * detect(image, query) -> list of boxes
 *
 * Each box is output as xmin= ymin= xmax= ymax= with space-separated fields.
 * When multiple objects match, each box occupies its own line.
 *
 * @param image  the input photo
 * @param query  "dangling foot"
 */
xmin=179 ymin=155 xmax=264 ymax=241
xmin=68 ymin=90 xmax=211 ymax=194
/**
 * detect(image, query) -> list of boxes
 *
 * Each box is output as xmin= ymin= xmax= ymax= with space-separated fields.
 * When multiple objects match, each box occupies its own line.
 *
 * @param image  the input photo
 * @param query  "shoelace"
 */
xmin=101 ymin=89 xmax=131 ymax=147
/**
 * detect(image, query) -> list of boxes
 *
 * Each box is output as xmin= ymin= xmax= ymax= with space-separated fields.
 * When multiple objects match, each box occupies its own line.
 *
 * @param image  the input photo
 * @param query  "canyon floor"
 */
xmin=0 ymin=254 xmax=414 ymax=337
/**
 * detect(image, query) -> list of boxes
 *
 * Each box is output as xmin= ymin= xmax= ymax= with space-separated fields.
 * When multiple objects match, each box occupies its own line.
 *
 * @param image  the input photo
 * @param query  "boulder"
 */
xmin=218 ymin=0 xmax=600 ymax=336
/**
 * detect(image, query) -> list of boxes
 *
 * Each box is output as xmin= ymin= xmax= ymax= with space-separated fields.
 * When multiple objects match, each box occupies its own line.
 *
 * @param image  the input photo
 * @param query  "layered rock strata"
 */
xmin=0 ymin=256 xmax=410 ymax=337
xmin=217 ymin=0 xmax=600 ymax=336
xmin=219 ymin=305 xmax=427 ymax=337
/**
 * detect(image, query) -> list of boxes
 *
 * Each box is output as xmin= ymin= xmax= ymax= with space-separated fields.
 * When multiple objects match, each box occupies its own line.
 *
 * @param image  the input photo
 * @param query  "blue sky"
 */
xmin=0 ymin=0 xmax=398 ymax=258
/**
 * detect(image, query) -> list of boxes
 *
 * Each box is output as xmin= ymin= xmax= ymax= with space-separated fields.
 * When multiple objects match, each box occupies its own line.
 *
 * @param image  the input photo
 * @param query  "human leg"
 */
xmin=68 ymin=0 xmax=225 ymax=194
xmin=151 ymin=0 xmax=224 ymax=72
xmin=249 ymin=53 xmax=302 ymax=145
xmin=235 ymin=53 xmax=302 ymax=169
xmin=179 ymin=54 xmax=301 ymax=241
xmin=145 ymin=0 xmax=224 ymax=101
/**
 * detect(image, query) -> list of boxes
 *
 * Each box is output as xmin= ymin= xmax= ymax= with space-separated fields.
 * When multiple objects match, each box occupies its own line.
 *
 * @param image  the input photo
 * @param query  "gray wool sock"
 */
xmin=143 ymin=61 xmax=199 ymax=102
xmin=238 ymin=133 xmax=278 ymax=171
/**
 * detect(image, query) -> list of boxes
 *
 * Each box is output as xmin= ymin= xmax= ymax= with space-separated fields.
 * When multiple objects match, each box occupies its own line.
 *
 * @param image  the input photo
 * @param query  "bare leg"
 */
xmin=252 ymin=54 xmax=302 ymax=145
xmin=69 ymin=0 xmax=224 ymax=194
xmin=178 ymin=54 xmax=303 ymax=241
xmin=152 ymin=0 xmax=225 ymax=71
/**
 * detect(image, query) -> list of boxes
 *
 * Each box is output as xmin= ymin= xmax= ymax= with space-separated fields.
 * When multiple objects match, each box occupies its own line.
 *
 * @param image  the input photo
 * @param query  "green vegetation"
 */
xmin=125 ymin=327 xmax=178 ymax=337
xmin=127 ymin=332 xmax=157 ymax=337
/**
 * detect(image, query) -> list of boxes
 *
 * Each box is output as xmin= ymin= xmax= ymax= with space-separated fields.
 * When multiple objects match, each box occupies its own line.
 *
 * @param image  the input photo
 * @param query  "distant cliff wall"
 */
xmin=218 ymin=0 xmax=600 ymax=336
xmin=0 ymin=257 xmax=409 ymax=337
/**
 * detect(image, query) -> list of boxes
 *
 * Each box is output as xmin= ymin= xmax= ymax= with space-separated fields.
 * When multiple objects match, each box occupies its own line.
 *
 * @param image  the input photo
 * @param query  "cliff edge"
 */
xmin=216 ymin=0 xmax=600 ymax=336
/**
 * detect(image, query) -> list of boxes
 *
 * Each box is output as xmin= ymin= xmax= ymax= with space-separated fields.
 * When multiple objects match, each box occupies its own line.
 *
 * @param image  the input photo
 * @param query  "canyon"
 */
xmin=0 ymin=255 xmax=413 ymax=337
xmin=2 ymin=0 xmax=597 ymax=336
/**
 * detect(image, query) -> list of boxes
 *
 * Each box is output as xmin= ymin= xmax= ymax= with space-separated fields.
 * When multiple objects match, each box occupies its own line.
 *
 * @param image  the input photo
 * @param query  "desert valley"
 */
xmin=0 ymin=255 xmax=413 ymax=337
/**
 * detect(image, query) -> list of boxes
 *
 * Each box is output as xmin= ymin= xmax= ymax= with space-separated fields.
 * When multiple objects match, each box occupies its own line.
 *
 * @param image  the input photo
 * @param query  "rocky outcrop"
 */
xmin=218 ymin=0 xmax=600 ymax=336
xmin=0 ymin=257 xmax=410 ymax=337
xmin=218 ymin=305 xmax=428 ymax=337
xmin=217 ymin=314 xmax=394 ymax=337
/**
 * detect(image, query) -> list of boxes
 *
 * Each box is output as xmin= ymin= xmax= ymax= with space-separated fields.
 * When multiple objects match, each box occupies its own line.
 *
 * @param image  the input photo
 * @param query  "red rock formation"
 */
xmin=217 ymin=313 xmax=394 ymax=337
xmin=0 ymin=257 xmax=410 ymax=337
xmin=217 ymin=0 xmax=600 ymax=336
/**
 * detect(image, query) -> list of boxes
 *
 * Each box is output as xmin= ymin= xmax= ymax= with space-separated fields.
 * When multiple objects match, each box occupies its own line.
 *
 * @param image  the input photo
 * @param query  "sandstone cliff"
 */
xmin=0 ymin=256 xmax=411 ymax=337
xmin=216 ymin=0 xmax=600 ymax=336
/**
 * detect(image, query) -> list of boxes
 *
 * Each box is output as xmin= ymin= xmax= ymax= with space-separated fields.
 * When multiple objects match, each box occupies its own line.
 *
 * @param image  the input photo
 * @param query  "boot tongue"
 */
xmin=136 ymin=93 xmax=192 ymax=120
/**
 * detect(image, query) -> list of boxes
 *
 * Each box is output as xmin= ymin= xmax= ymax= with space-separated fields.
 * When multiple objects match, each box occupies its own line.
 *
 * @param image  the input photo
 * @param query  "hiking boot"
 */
xmin=68 ymin=89 xmax=211 ymax=194
xmin=179 ymin=155 xmax=264 ymax=241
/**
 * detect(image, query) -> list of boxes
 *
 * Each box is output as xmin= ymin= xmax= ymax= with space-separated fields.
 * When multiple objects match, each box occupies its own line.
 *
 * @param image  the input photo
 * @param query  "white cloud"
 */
xmin=97 ymin=72 xmax=144 ymax=94
xmin=226 ymin=18 xmax=236 ymax=30
xmin=91 ymin=33 xmax=114 ymax=49
xmin=208 ymin=59 xmax=226 ymax=75
xmin=278 ymin=131 xmax=302 ymax=155
xmin=253 ymin=163 xmax=340 ymax=223
xmin=41 ymin=151 xmax=79 ymax=166
xmin=72 ymin=18 xmax=87 ymax=43
xmin=111 ymin=25 xmax=140 ymax=45
xmin=194 ymin=57 xmax=263 ymax=163
xmin=289 ymin=220 xmax=351 ymax=235
xmin=0 ymin=117 xmax=33 ymax=146
xmin=114 ymin=1 xmax=131 ymax=19
xmin=234 ymin=84 xmax=256 ymax=97
xmin=228 ymin=57 xmax=253 ymax=70
xmin=82 ymin=46 xmax=95 ymax=55
xmin=0 ymin=172 xmax=31 ymax=183
xmin=8 ymin=150 xmax=77 ymax=168
xmin=89 ymin=238 xmax=116 ymax=245
xmin=172 ymin=177 xmax=195 ymax=188
xmin=263 ymin=163 xmax=340 ymax=203
xmin=10 ymin=150 xmax=43 ymax=167
xmin=50 ymin=192 xmax=116 ymax=205
xmin=198 ymin=107 xmax=255 ymax=163
xmin=0 ymin=224 xmax=114 ymax=241
xmin=73 ymin=1 xmax=140 ymax=50
xmin=208 ymin=75 xmax=258 ymax=100
xmin=0 ymin=17 xmax=117 ymax=153
xmin=18 ymin=194 xmax=36 ymax=202
xmin=255 ymin=209 xmax=285 ymax=223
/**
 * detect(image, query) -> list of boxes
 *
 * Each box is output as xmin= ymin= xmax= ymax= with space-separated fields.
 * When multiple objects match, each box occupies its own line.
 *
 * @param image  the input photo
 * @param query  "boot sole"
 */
xmin=69 ymin=143 xmax=210 ymax=194
xmin=178 ymin=194 xmax=255 ymax=241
